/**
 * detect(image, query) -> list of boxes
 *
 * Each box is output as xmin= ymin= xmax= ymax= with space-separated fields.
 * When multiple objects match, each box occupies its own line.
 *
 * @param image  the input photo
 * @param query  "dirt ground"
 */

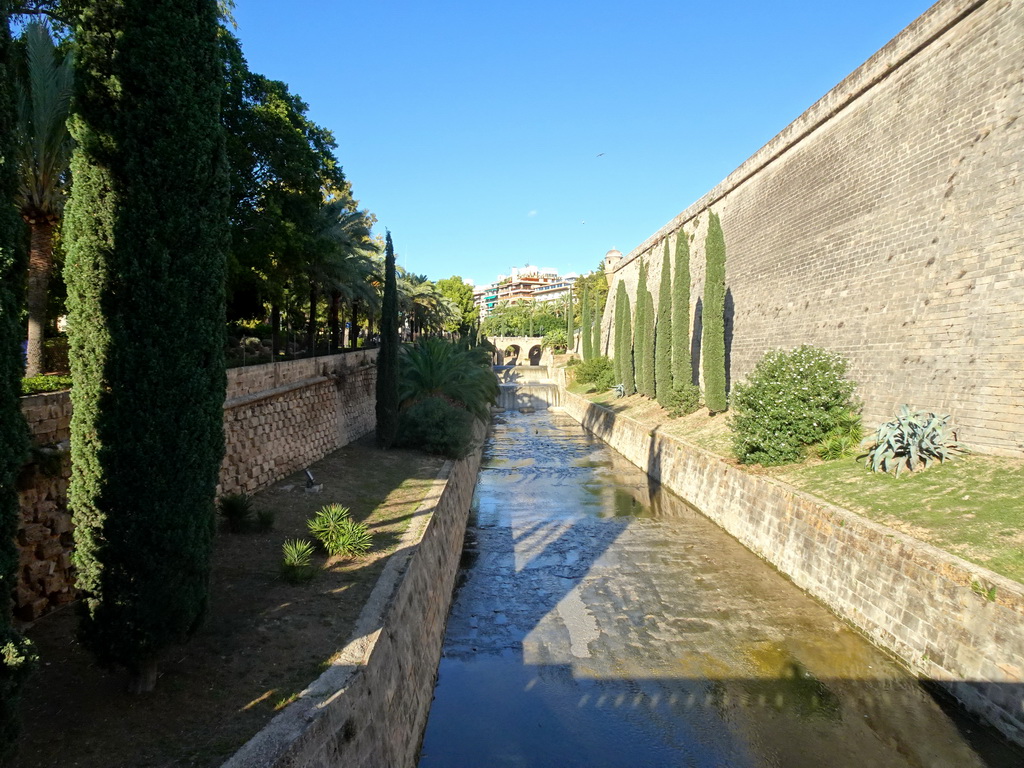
xmin=14 ymin=435 xmax=444 ymax=768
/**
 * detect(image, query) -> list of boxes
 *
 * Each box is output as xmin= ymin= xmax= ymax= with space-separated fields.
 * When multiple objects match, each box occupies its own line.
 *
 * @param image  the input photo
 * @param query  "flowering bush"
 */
xmin=730 ymin=345 xmax=859 ymax=466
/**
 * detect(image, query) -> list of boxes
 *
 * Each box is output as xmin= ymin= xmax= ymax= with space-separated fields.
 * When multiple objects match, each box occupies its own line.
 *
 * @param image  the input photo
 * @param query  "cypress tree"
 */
xmin=591 ymin=290 xmax=601 ymax=357
xmin=581 ymin=283 xmax=592 ymax=360
xmin=566 ymin=285 xmax=574 ymax=354
xmin=63 ymin=0 xmax=228 ymax=692
xmin=614 ymin=281 xmax=635 ymax=395
xmin=703 ymin=211 xmax=728 ymax=413
xmin=376 ymin=231 xmax=399 ymax=448
xmin=672 ymin=229 xmax=692 ymax=386
xmin=613 ymin=282 xmax=624 ymax=385
xmin=636 ymin=261 xmax=656 ymax=397
xmin=1 ymin=1 xmax=35 ymax=753
xmin=655 ymin=240 xmax=673 ymax=407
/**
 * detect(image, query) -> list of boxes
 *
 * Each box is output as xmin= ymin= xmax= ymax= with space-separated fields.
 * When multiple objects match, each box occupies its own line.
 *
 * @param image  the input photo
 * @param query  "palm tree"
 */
xmin=15 ymin=21 xmax=73 ymax=376
xmin=398 ymin=337 xmax=498 ymax=420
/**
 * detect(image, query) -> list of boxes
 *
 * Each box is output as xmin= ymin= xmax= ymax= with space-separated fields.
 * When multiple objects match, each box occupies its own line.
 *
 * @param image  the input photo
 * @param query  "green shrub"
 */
xmin=0 ymin=631 xmax=37 ymax=756
xmin=862 ymin=406 xmax=966 ymax=475
xmin=730 ymin=345 xmax=858 ymax=466
xmin=307 ymin=503 xmax=372 ymax=558
xmin=280 ymin=539 xmax=316 ymax=583
xmin=667 ymin=382 xmax=702 ymax=417
xmin=397 ymin=396 xmax=475 ymax=459
xmin=20 ymin=374 xmax=72 ymax=396
xmin=573 ymin=356 xmax=614 ymax=389
xmin=218 ymin=493 xmax=254 ymax=533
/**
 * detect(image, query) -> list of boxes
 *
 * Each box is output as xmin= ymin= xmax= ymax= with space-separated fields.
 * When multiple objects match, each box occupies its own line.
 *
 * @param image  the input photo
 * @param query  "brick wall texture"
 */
xmin=223 ymin=422 xmax=485 ymax=768
xmin=560 ymin=387 xmax=1024 ymax=747
xmin=602 ymin=0 xmax=1023 ymax=456
xmin=14 ymin=351 xmax=377 ymax=621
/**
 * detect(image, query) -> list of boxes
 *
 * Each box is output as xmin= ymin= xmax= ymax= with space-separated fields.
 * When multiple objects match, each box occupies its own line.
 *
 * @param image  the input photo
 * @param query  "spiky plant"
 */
xmin=218 ymin=493 xmax=254 ymax=533
xmin=280 ymin=539 xmax=316 ymax=583
xmin=862 ymin=407 xmax=967 ymax=475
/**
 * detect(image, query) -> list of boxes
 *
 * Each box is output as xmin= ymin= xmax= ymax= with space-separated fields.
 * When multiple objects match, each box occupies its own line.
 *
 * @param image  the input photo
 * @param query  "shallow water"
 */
xmin=417 ymin=411 xmax=1016 ymax=768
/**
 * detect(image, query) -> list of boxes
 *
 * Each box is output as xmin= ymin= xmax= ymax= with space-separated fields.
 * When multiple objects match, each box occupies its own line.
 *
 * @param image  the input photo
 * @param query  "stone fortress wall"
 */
xmin=14 ymin=351 xmax=378 ymax=621
xmin=601 ymin=0 xmax=1023 ymax=457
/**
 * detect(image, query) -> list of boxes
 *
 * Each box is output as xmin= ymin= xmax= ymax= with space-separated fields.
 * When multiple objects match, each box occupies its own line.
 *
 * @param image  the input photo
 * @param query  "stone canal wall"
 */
xmin=223 ymin=422 xmax=486 ymax=768
xmin=559 ymin=388 xmax=1024 ymax=747
xmin=14 ymin=351 xmax=377 ymax=621
xmin=602 ymin=0 xmax=1024 ymax=457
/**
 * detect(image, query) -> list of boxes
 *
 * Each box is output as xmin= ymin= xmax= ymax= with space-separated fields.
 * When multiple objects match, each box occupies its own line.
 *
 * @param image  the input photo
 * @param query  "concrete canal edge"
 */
xmin=222 ymin=423 xmax=486 ymax=768
xmin=558 ymin=388 xmax=1024 ymax=748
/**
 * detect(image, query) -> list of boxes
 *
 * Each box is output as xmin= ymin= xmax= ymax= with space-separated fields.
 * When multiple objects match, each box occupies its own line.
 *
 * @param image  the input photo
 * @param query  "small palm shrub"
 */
xmin=667 ymin=382 xmax=702 ymax=417
xmin=218 ymin=493 xmax=254 ymax=533
xmin=280 ymin=539 xmax=316 ymax=583
xmin=308 ymin=503 xmax=373 ymax=557
xmin=542 ymin=329 xmax=567 ymax=352
xmin=254 ymin=508 xmax=275 ymax=532
xmin=862 ymin=406 xmax=967 ymax=475
xmin=397 ymin=396 xmax=476 ymax=459
xmin=730 ymin=345 xmax=858 ymax=466
xmin=573 ymin=356 xmax=615 ymax=392
xmin=817 ymin=412 xmax=864 ymax=460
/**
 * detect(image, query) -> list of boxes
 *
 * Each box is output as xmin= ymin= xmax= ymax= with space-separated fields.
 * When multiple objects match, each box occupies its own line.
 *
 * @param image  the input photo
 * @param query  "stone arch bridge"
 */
xmin=487 ymin=336 xmax=552 ymax=367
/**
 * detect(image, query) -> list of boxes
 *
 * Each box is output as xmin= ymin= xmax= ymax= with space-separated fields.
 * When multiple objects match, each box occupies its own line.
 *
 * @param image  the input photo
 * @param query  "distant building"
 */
xmin=473 ymin=264 xmax=580 ymax=317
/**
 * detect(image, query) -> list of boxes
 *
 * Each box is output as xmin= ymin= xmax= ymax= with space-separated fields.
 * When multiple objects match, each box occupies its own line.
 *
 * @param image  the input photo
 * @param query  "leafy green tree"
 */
xmin=436 ymin=275 xmax=478 ymax=337
xmin=655 ymin=240 xmax=673 ymax=407
xmin=14 ymin=20 xmax=73 ymax=377
xmin=672 ymin=229 xmax=692 ymax=386
xmin=614 ymin=281 xmax=635 ymax=395
xmin=580 ymin=282 xmax=592 ymax=360
xmin=1 ymin=2 xmax=36 ymax=755
xmin=375 ymin=231 xmax=399 ymax=448
xmin=63 ymin=0 xmax=229 ymax=692
xmin=702 ymin=211 xmax=728 ymax=413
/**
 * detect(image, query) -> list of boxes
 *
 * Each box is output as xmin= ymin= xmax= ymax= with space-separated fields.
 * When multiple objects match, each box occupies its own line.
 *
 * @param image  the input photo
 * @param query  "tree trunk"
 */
xmin=328 ymin=289 xmax=341 ymax=352
xmin=271 ymin=304 xmax=281 ymax=357
xmin=307 ymin=282 xmax=317 ymax=355
xmin=127 ymin=658 xmax=159 ymax=694
xmin=24 ymin=217 xmax=55 ymax=377
xmin=349 ymin=299 xmax=360 ymax=350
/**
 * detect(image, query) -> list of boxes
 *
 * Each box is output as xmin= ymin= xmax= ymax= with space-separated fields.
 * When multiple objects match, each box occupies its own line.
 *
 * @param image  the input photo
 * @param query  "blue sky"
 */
xmin=232 ymin=0 xmax=933 ymax=286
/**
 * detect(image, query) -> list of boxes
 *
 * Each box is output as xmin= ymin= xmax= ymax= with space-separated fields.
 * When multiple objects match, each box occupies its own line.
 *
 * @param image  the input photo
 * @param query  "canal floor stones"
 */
xmin=418 ymin=411 xmax=1006 ymax=768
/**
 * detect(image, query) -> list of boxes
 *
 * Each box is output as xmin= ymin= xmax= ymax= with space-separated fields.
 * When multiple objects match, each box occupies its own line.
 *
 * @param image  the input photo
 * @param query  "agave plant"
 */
xmin=218 ymin=493 xmax=254 ymax=533
xmin=862 ymin=405 xmax=967 ymax=475
xmin=280 ymin=539 xmax=316 ymax=583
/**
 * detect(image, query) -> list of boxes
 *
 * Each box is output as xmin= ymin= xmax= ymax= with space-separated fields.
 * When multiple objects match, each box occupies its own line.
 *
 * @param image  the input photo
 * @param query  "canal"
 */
xmin=417 ymin=410 xmax=1016 ymax=767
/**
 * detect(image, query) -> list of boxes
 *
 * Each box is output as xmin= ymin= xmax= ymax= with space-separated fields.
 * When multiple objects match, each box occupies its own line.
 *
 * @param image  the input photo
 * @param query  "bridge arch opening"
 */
xmin=503 ymin=345 xmax=522 ymax=366
xmin=528 ymin=345 xmax=542 ymax=366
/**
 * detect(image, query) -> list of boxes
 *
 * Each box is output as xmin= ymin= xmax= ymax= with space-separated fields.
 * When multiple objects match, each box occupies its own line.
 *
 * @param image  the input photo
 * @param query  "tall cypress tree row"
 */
xmin=655 ymin=240 xmax=673 ymax=407
xmin=1 ymin=0 xmax=35 ymax=752
xmin=63 ymin=0 xmax=229 ymax=692
xmin=636 ymin=262 xmax=656 ymax=397
xmin=566 ymin=285 xmax=574 ymax=354
xmin=702 ymin=211 xmax=728 ymax=413
xmin=672 ymin=230 xmax=692 ymax=387
xmin=580 ymin=283 xmax=592 ymax=360
xmin=376 ymin=231 xmax=399 ymax=448
xmin=614 ymin=281 xmax=636 ymax=396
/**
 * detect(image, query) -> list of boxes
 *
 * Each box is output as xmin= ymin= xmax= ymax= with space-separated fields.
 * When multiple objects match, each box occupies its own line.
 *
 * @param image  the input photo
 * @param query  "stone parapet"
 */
xmin=13 ymin=351 xmax=378 ymax=622
xmin=559 ymin=387 xmax=1024 ymax=747
xmin=222 ymin=421 xmax=486 ymax=768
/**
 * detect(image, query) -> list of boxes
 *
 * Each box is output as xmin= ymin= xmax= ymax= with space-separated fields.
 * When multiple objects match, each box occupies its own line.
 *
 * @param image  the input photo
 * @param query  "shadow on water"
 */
xmin=419 ymin=411 xmax=1024 ymax=768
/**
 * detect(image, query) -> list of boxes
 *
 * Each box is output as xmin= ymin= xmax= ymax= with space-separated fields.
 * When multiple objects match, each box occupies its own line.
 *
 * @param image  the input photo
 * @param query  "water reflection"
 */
xmin=418 ymin=411 xmax=1017 ymax=768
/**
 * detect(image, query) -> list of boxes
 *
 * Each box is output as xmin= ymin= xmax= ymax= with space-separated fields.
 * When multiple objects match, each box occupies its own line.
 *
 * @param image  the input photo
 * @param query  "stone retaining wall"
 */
xmin=603 ymin=0 xmax=1024 ymax=456
xmin=14 ymin=351 xmax=377 ymax=621
xmin=559 ymin=388 xmax=1024 ymax=746
xmin=223 ymin=422 xmax=486 ymax=768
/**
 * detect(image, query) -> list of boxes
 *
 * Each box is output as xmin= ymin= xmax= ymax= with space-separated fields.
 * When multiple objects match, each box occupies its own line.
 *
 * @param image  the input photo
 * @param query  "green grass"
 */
xmin=779 ymin=455 xmax=1024 ymax=583
xmin=564 ymin=375 xmax=1024 ymax=585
